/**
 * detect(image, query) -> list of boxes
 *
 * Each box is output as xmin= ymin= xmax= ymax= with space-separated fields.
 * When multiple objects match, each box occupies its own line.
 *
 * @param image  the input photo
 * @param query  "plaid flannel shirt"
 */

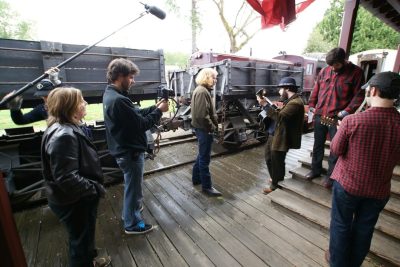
xmin=330 ymin=107 xmax=400 ymax=199
xmin=309 ymin=62 xmax=365 ymax=117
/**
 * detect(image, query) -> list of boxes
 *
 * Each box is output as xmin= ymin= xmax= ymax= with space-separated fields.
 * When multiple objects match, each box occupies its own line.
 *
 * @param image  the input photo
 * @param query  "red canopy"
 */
xmin=246 ymin=0 xmax=315 ymax=29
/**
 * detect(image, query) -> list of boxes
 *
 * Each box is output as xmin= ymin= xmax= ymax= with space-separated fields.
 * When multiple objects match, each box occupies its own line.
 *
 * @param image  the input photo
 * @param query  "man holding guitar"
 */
xmin=306 ymin=47 xmax=365 ymax=188
xmin=257 ymin=77 xmax=305 ymax=194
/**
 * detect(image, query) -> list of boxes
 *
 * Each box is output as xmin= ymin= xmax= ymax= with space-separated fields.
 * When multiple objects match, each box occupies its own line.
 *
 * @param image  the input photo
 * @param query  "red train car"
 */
xmin=273 ymin=54 xmax=326 ymax=100
xmin=190 ymin=51 xmax=294 ymax=66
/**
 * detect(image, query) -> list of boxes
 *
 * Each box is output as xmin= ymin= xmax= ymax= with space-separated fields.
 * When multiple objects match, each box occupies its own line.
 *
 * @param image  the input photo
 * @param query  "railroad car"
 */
xmin=0 ymin=38 xmax=166 ymax=208
xmin=272 ymin=53 xmax=326 ymax=100
xmin=167 ymin=53 xmax=304 ymax=146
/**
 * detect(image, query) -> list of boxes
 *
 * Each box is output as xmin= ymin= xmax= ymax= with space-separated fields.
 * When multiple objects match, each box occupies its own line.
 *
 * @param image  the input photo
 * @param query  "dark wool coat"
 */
xmin=267 ymin=95 xmax=305 ymax=152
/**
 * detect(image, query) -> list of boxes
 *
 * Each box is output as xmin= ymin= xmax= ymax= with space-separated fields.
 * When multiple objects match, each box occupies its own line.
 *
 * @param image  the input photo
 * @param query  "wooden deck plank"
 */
xmin=34 ymin=206 xmax=68 ymax=267
xmin=142 ymin=183 xmax=214 ymax=267
xmin=280 ymin=178 xmax=400 ymax=240
xmin=145 ymin=178 xmax=242 ymax=267
xmin=297 ymin=159 xmax=400 ymax=217
xmin=168 ymin=170 xmax=295 ymax=267
xmin=97 ymin=190 xmax=137 ymax=267
xmin=205 ymin=158 xmax=325 ymax=264
xmin=212 ymin=161 xmax=329 ymax=250
xmin=13 ymin=209 xmax=41 ymax=267
xmin=139 ymin=208 xmax=189 ymax=267
xmin=105 ymin=185 xmax=189 ymax=267
xmin=391 ymin=179 xmax=400 ymax=197
xmin=105 ymin=185 xmax=188 ymax=267
xmin=157 ymin=172 xmax=269 ymax=267
xmin=207 ymin=166 xmax=326 ymax=266
xmin=105 ymin=185 xmax=163 ymax=267
xmin=269 ymin=189 xmax=400 ymax=266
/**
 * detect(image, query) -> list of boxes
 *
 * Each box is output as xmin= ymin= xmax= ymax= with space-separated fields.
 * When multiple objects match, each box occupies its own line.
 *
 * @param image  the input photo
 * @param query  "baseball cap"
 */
xmin=361 ymin=71 xmax=400 ymax=92
xmin=34 ymin=79 xmax=57 ymax=97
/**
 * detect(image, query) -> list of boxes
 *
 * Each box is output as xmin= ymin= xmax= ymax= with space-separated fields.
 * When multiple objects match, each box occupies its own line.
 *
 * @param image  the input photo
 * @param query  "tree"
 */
xmin=166 ymin=0 xmax=260 ymax=54
xmin=304 ymin=27 xmax=334 ymax=54
xmin=211 ymin=0 xmax=260 ymax=53
xmin=0 ymin=0 xmax=34 ymax=39
xmin=164 ymin=51 xmax=190 ymax=68
xmin=165 ymin=0 xmax=202 ymax=53
xmin=305 ymin=0 xmax=399 ymax=54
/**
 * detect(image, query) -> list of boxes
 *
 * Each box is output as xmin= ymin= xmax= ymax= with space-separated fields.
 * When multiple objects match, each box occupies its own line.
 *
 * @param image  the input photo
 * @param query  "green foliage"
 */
xmin=317 ymin=0 xmax=343 ymax=48
xmin=351 ymin=7 xmax=399 ymax=53
xmin=164 ymin=51 xmax=190 ymax=68
xmin=304 ymin=27 xmax=335 ymax=53
xmin=0 ymin=101 xmax=156 ymax=131
xmin=306 ymin=0 xmax=399 ymax=54
xmin=0 ymin=0 xmax=34 ymax=40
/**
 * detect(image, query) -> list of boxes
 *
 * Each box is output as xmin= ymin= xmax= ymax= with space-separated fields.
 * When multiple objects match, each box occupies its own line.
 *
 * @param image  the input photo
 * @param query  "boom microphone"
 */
xmin=143 ymin=4 xmax=166 ymax=20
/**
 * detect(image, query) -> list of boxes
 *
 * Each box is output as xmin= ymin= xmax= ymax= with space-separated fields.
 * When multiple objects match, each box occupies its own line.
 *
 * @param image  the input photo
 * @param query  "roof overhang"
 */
xmin=360 ymin=0 xmax=400 ymax=32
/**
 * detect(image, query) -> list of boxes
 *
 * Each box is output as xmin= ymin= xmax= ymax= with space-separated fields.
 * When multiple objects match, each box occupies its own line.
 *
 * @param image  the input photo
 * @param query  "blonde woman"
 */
xmin=191 ymin=68 xmax=222 ymax=196
xmin=41 ymin=87 xmax=110 ymax=267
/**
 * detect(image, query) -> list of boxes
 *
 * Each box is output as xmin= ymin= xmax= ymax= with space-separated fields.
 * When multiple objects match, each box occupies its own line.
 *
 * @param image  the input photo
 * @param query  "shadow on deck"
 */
xmin=15 ymin=133 xmax=397 ymax=267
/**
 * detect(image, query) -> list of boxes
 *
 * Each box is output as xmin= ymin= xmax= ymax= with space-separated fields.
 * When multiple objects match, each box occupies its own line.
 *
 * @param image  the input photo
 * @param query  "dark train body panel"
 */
xmin=273 ymin=54 xmax=326 ymax=99
xmin=167 ymin=57 xmax=304 ymax=146
xmin=0 ymin=38 xmax=166 ymax=108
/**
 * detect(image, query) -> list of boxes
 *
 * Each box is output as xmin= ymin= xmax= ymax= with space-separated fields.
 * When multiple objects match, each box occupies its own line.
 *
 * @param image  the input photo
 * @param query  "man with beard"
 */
xmin=257 ymin=77 xmax=305 ymax=194
xmin=327 ymin=72 xmax=400 ymax=266
xmin=305 ymin=47 xmax=365 ymax=188
xmin=103 ymin=58 xmax=168 ymax=234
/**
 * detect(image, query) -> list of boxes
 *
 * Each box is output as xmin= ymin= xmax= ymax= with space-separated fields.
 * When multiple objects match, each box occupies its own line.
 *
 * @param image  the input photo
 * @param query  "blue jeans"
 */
xmin=311 ymin=115 xmax=338 ymax=177
xmin=115 ymin=152 xmax=145 ymax=229
xmin=192 ymin=128 xmax=213 ymax=189
xmin=49 ymin=195 xmax=99 ymax=267
xmin=329 ymin=181 xmax=389 ymax=267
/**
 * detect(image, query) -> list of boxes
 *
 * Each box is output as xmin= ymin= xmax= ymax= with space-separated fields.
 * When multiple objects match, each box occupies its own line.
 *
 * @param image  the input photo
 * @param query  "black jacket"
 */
xmin=11 ymin=104 xmax=47 ymax=125
xmin=102 ymin=85 xmax=162 ymax=156
xmin=41 ymin=123 xmax=104 ymax=205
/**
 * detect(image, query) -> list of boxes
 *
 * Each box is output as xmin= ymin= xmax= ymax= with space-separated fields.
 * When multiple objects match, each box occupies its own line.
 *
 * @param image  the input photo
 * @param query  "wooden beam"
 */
xmin=339 ymin=0 xmax=360 ymax=58
xmin=393 ymin=44 xmax=400 ymax=73
xmin=0 ymin=173 xmax=27 ymax=267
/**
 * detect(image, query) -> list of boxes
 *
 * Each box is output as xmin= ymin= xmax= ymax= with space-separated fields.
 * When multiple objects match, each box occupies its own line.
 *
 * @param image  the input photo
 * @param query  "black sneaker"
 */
xmin=125 ymin=221 xmax=154 ymax=235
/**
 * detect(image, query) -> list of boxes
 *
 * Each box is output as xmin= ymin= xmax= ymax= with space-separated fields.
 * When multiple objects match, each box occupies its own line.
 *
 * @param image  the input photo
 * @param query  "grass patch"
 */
xmin=0 ymin=100 xmax=159 ymax=132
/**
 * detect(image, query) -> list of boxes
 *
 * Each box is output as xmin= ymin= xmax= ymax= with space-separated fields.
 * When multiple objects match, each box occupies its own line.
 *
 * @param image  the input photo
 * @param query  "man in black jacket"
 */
xmin=2 ymin=68 xmax=62 ymax=125
xmin=103 ymin=58 xmax=168 ymax=234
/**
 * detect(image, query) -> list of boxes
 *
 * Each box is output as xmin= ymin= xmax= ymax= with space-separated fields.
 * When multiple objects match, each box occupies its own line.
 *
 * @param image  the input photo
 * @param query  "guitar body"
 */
xmin=320 ymin=115 xmax=338 ymax=127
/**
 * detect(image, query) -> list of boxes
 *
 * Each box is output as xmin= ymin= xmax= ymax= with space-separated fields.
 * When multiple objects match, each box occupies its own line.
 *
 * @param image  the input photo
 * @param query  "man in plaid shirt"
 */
xmin=327 ymin=72 xmax=400 ymax=266
xmin=306 ymin=47 xmax=365 ymax=188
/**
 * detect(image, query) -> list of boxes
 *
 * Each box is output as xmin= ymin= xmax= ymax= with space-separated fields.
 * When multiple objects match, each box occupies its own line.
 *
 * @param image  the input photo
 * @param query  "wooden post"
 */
xmin=393 ymin=44 xmax=400 ymax=73
xmin=339 ymin=0 xmax=360 ymax=59
xmin=0 ymin=172 xmax=27 ymax=267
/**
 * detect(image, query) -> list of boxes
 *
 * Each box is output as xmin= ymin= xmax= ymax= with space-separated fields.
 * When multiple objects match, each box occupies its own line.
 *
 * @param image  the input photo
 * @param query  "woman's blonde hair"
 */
xmin=46 ymin=87 xmax=83 ymax=126
xmin=195 ymin=68 xmax=218 ymax=88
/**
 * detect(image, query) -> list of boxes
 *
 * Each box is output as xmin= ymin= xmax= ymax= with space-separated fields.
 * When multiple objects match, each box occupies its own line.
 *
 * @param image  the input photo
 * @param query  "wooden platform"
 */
xmin=14 ymin=133 xmax=397 ymax=266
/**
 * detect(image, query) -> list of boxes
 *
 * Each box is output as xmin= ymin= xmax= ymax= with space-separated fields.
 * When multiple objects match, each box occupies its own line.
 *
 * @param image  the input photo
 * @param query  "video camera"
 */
xmin=158 ymin=84 xmax=173 ymax=101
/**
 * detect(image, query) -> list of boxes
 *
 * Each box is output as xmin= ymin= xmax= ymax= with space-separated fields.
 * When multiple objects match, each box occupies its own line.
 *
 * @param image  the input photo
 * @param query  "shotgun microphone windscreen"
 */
xmin=144 ymin=4 xmax=166 ymax=20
